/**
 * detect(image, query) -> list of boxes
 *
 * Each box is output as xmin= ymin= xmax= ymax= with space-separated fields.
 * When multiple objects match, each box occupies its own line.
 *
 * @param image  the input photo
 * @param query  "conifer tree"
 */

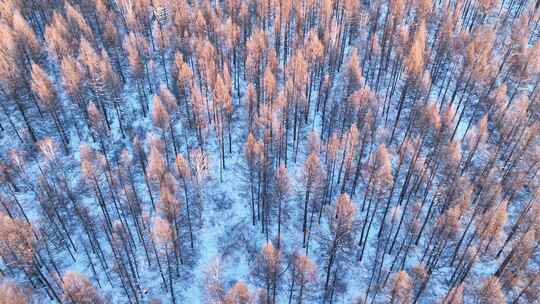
xmin=321 ymin=193 xmax=356 ymax=301
xmin=0 ymin=280 xmax=28 ymax=304
xmin=252 ymin=242 xmax=281 ymax=304
xmin=62 ymin=271 xmax=104 ymax=304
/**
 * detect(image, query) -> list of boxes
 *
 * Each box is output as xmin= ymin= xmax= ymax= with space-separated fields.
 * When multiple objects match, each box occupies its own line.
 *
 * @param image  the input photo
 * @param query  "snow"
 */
xmin=0 ymin=3 xmax=538 ymax=304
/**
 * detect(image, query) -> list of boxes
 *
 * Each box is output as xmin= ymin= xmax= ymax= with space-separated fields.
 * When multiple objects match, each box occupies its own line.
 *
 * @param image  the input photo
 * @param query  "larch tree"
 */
xmin=477 ymin=276 xmax=506 ymax=304
xmin=389 ymin=271 xmax=412 ymax=304
xmin=213 ymin=74 xmax=232 ymax=181
xmin=0 ymin=213 xmax=61 ymax=302
xmin=0 ymin=1 xmax=538 ymax=303
xmin=60 ymin=55 xmax=91 ymax=139
xmin=159 ymin=85 xmax=182 ymax=154
xmin=0 ymin=280 xmax=28 ymax=304
xmin=0 ymin=22 xmax=38 ymax=143
xmin=495 ymin=230 xmax=536 ymax=289
xmin=147 ymin=135 xmax=167 ymax=184
xmin=11 ymin=10 xmax=42 ymax=64
xmin=152 ymin=216 xmax=178 ymax=304
xmin=441 ymin=283 xmax=464 ymax=304
xmin=389 ymin=21 xmax=427 ymax=145
xmin=245 ymin=133 xmax=264 ymax=226
xmin=31 ymin=62 xmax=69 ymax=151
xmin=173 ymin=52 xmax=194 ymax=128
xmin=80 ymin=144 xmax=115 ymax=231
xmin=152 ymin=94 xmax=175 ymax=162
xmin=175 ymin=153 xmax=194 ymax=249
xmin=252 ymin=241 xmax=281 ymax=304
xmin=273 ymin=164 xmax=291 ymax=249
xmin=289 ymin=254 xmax=317 ymax=304
xmin=124 ymin=32 xmax=151 ymax=116
xmin=321 ymin=193 xmax=357 ymax=301
xmin=224 ymin=281 xmax=253 ymax=304
xmin=358 ymin=143 xmax=394 ymax=260
xmin=62 ymin=271 xmax=104 ymax=304
xmin=157 ymin=172 xmax=184 ymax=273
xmin=301 ymin=151 xmax=325 ymax=250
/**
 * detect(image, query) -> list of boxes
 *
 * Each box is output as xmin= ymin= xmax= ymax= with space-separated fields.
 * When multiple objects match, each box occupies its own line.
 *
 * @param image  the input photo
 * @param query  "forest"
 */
xmin=0 ymin=0 xmax=539 ymax=303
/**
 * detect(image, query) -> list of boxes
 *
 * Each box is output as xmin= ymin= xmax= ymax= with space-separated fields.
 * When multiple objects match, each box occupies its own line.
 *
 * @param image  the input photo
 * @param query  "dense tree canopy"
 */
xmin=0 ymin=0 xmax=539 ymax=303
